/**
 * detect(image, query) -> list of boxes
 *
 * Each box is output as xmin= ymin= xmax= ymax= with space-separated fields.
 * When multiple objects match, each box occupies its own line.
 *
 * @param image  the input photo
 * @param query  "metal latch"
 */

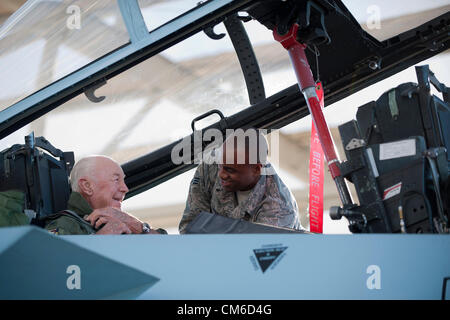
xmin=345 ymin=138 xmax=366 ymax=151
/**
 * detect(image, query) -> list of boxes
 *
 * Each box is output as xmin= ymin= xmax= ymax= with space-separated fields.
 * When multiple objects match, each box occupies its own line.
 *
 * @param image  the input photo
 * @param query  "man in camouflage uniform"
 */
xmin=0 ymin=190 xmax=29 ymax=227
xmin=45 ymin=155 xmax=165 ymax=235
xmin=179 ymin=129 xmax=302 ymax=233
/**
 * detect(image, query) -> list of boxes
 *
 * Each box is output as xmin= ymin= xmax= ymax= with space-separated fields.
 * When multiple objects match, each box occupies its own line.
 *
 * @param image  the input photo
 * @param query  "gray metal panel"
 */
xmin=0 ymin=226 xmax=159 ymax=299
xmin=0 ymin=226 xmax=31 ymax=253
xmin=1 ymin=226 xmax=448 ymax=299
xmin=59 ymin=233 xmax=449 ymax=299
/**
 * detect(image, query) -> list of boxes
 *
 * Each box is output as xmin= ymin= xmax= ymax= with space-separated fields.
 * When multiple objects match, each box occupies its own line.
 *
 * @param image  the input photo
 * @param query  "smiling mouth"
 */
xmin=221 ymin=180 xmax=233 ymax=187
xmin=112 ymin=197 xmax=123 ymax=204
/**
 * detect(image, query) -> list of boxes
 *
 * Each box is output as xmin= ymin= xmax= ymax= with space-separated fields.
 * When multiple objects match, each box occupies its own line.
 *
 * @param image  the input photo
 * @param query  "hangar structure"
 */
xmin=0 ymin=0 xmax=448 ymax=231
xmin=0 ymin=0 xmax=449 ymax=299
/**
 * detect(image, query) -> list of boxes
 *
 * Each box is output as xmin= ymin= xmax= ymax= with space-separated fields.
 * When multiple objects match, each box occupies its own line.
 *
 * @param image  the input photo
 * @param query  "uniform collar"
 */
xmin=67 ymin=192 xmax=93 ymax=217
xmin=215 ymin=170 xmax=267 ymax=218
xmin=241 ymin=173 xmax=266 ymax=214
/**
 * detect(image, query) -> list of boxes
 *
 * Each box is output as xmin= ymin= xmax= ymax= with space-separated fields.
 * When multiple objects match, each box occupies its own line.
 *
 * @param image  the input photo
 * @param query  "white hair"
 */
xmin=69 ymin=155 xmax=116 ymax=192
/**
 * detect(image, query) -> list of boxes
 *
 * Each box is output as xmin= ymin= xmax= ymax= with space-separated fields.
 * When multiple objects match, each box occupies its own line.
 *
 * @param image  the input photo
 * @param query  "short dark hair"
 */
xmin=222 ymin=128 xmax=268 ymax=165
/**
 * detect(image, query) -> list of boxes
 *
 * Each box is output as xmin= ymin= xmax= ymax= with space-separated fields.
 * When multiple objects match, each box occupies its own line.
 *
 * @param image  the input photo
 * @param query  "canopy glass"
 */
xmin=0 ymin=0 xmax=448 ymax=233
xmin=0 ymin=0 xmax=130 ymax=111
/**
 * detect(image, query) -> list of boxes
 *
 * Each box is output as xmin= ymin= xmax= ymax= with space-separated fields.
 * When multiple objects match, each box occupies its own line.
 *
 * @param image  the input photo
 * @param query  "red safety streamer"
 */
xmin=308 ymin=82 xmax=325 ymax=233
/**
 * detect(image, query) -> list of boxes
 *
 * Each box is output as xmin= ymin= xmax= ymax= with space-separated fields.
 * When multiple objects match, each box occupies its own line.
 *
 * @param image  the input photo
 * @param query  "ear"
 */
xmin=78 ymin=177 xmax=93 ymax=196
xmin=253 ymin=164 xmax=262 ymax=175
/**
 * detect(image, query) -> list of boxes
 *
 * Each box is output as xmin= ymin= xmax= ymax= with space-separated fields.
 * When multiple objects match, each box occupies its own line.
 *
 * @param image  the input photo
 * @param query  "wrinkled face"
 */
xmin=88 ymin=158 xmax=129 ymax=209
xmin=218 ymin=144 xmax=261 ymax=192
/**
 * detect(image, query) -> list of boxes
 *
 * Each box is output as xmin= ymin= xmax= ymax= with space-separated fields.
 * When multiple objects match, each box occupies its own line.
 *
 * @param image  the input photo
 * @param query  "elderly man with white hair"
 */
xmin=44 ymin=155 xmax=164 ymax=235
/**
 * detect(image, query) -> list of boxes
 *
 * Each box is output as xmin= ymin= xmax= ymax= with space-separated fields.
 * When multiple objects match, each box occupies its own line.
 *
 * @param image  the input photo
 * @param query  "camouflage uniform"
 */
xmin=0 ymin=190 xmax=29 ymax=227
xmin=44 ymin=192 xmax=96 ymax=235
xmin=44 ymin=192 xmax=168 ymax=235
xmin=179 ymin=162 xmax=302 ymax=233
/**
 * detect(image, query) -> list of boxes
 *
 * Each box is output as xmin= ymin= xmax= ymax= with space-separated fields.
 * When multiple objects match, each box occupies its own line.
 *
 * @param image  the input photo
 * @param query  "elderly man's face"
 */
xmin=89 ymin=158 xmax=129 ymax=209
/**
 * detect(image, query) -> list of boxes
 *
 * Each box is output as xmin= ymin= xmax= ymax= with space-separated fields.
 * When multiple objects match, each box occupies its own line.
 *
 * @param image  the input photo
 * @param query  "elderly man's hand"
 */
xmin=86 ymin=207 xmax=144 ymax=234
xmin=94 ymin=218 xmax=132 ymax=235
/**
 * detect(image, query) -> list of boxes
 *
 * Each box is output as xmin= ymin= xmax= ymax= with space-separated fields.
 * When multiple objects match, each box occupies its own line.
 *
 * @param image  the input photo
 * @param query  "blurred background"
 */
xmin=0 ymin=0 xmax=448 ymax=234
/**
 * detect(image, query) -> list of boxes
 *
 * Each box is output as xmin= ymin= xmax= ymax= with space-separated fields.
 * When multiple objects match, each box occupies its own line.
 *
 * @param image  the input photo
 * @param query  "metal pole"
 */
xmin=273 ymin=24 xmax=352 ymax=206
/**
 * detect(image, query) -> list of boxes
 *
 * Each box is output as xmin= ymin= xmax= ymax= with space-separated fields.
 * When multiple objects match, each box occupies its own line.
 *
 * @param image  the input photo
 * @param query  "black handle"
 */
xmin=191 ymin=109 xmax=225 ymax=132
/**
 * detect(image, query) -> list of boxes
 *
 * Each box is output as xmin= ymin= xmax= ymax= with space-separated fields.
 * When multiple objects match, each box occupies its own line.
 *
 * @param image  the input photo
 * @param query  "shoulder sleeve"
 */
xmin=45 ymin=216 xmax=89 ymax=235
xmin=254 ymin=176 xmax=303 ymax=230
xmin=178 ymin=163 xmax=215 ymax=234
xmin=256 ymin=202 xmax=302 ymax=230
xmin=0 ymin=190 xmax=28 ymax=226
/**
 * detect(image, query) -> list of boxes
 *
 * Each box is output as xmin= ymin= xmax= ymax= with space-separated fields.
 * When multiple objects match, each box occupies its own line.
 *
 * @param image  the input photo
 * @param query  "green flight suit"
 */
xmin=44 ymin=192 xmax=96 ymax=235
xmin=0 ymin=190 xmax=29 ymax=227
xmin=44 ymin=192 xmax=168 ymax=235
